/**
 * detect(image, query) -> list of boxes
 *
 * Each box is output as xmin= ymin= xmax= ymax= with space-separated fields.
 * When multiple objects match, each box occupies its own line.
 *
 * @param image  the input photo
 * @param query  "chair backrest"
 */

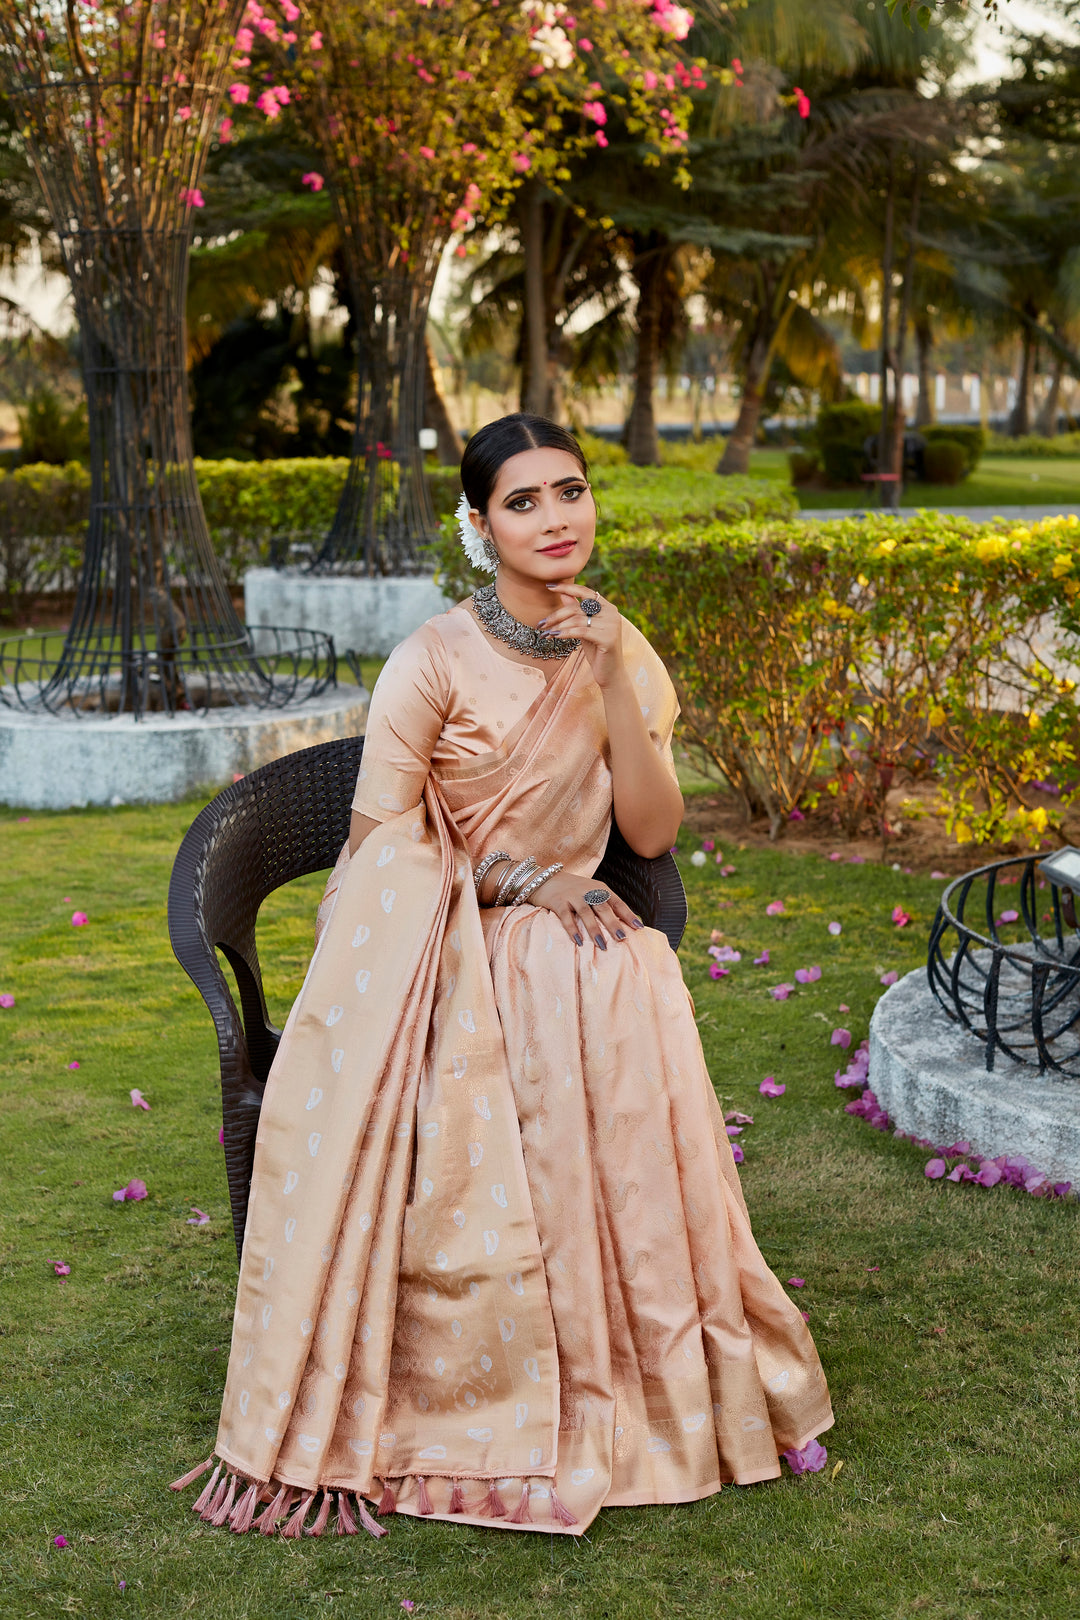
xmin=168 ymin=735 xmax=686 ymax=1257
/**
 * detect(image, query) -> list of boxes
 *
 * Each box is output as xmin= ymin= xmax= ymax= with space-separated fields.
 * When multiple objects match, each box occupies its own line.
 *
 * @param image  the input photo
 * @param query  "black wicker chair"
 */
xmin=168 ymin=736 xmax=687 ymax=1260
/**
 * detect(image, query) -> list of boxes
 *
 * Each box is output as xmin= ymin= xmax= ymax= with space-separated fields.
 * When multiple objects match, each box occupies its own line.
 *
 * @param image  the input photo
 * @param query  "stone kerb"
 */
xmin=869 ymin=966 xmax=1080 ymax=1183
xmin=245 ymin=569 xmax=448 ymax=660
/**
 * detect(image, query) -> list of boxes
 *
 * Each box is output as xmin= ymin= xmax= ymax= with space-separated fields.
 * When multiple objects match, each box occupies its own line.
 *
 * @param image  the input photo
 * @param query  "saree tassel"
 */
xmin=355 ymin=1497 xmax=389 ymax=1539
xmin=281 ymin=1490 xmax=316 ymax=1539
xmin=507 ymin=1482 xmax=532 ymax=1525
xmin=447 ymin=1479 xmax=465 ymax=1515
xmin=254 ymin=1483 xmax=290 ymax=1535
xmin=550 ymin=1487 xmax=579 ymax=1527
xmin=376 ymin=1481 xmax=397 ymax=1515
xmin=478 ymin=1481 xmax=508 ymax=1518
xmin=416 ymin=1476 xmax=435 ymax=1516
xmin=201 ymin=1470 xmax=232 ymax=1523
xmin=305 ymin=1490 xmax=333 ymax=1537
xmin=209 ymin=1472 xmax=239 ymax=1527
xmin=336 ymin=1492 xmax=358 ymax=1535
xmin=169 ymin=1455 xmax=214 ymax=1492
xmin=229 ymin=1482 xmax=260 ymax=1534
xmin=191 ymin=1461 xmax=222 ymax=1516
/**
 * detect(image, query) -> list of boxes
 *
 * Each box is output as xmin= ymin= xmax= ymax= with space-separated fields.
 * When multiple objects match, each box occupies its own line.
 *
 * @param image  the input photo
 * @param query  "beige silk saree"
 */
xmin=178 ymin=600 xmax=833 ymax=1538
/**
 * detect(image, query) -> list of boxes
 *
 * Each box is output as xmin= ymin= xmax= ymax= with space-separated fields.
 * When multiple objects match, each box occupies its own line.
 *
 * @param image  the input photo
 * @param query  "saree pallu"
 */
xmin=184 ymin=607 xmax=833 ymax=1537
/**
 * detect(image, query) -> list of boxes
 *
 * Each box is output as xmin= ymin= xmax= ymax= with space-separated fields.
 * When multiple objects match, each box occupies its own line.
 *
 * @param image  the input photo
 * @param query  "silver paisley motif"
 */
xmin=472 ymin=583 xmax=580 ymax=661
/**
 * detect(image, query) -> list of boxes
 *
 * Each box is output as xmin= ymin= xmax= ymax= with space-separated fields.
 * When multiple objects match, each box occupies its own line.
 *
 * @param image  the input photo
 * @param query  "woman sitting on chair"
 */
xmin=172 ymin=414 xmax=833 ymax=1539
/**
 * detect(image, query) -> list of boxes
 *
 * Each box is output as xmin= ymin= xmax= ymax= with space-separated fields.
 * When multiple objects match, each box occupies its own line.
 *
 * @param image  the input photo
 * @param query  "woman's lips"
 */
xmin=538 ymin=540 xmax=576 ymax=555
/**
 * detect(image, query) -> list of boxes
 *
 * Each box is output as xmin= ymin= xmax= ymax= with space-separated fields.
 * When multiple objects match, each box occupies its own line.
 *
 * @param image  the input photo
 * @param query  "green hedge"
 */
xmin=922 ymin=423 xmax=984 ymax=475
xmin=597 ymin=512 xmax=1080 ymax=847
xmin=985 ymin=432 xmax=1080 ymax=458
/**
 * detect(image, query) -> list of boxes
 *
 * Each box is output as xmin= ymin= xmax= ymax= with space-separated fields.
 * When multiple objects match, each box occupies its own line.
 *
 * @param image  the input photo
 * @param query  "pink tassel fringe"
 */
xmin=336 ymin=1492 xmax=358 ymax=1535
xmin=305 ymin=1490 xmax=333 ymax=1537
xmin=376 ymin=1482 xmax=397 ymax=1515
xmin=448 ymin=1479 xmax=465 ymax=1515
xmin=201 ymin=1471 xmax=231 ymax=1523
xmin=255 ymin=1483 xmax=289 ymax=1535
xmin=507 ymin=1482 xmax=532 ymax=1524
xmin=209 ymin=1472 xmax=239 ymax=1527
xmin=478 ymin=1481 xmax=507 ymax=1518
xmin=281 ymin=1490 xmax=315 ymax=1539
xmin=550 ymin=1487 xmax=578 ymax=1527
xmin=169 ymin=1455 xmax=214 ymax=1492
xmin=356 ymin=1497 xmax=388 ymax=1538
xmin=229 ymin=1482 xmax=259 ymax=1534
xmin=416 ymin=1476 xmax=435 ymax=1516
xmin=191 ymin=1461 xmax=222 ymax=1516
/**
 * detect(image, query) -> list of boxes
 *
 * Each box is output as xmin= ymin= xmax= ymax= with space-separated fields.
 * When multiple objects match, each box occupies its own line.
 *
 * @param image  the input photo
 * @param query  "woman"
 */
xmin=171 ymin=414 xmax=833 ymax=1539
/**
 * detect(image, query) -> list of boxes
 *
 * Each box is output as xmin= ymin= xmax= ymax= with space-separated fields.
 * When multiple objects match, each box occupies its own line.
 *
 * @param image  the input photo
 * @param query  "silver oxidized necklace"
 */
xmin=471 ymin=582 xmax=580 ymax=660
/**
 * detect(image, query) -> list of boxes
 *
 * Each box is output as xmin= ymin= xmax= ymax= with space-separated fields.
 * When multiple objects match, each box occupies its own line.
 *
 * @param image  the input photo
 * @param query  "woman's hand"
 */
xmin=537 ymin=582 xmax=623 ymax=690
xmin=523 ymin=870 xmax=644 ymax=949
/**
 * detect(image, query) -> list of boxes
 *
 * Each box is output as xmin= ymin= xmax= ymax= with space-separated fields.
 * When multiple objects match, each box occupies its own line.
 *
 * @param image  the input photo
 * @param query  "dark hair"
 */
xmin=460 ymin=413 xmax=589 ymax=513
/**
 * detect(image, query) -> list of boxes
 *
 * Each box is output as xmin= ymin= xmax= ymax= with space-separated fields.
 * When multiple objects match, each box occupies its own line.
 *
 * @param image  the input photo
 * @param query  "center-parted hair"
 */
xmin=460 ymin=413 xmax=589 ymax=514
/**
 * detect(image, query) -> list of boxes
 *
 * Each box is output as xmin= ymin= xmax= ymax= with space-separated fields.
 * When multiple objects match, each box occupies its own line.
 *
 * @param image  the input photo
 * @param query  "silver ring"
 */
xmin=581 ymin=597 xmax=602 ymax=618
xmin=583 ymin=887 xmax=610 ymax=906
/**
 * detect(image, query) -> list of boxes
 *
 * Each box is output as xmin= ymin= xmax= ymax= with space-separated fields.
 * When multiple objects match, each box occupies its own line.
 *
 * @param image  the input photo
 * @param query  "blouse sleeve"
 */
xmin=351 ymin=624 xmax=450 ymax=821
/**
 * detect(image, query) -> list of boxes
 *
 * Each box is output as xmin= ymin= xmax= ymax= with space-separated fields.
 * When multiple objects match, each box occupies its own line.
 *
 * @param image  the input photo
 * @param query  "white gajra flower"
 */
xmin=456 ymin=492 xmax=497 ymax=573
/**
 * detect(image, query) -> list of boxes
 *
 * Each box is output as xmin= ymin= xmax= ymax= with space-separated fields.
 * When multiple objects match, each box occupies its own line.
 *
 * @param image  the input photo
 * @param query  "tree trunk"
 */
xmin=717 ymin=323 xmax=772 ymax=475
xmin=520 ymin=182 xmax=548 ymax=417
xmin=914 ymin=316 xmax=935 ymax=426
xmin=625 ymin=244 xmax=665 ymax=466
xmin=878 ymin=144 xmax=897 ymax=510
xmin=423 ymin=334 xmax=463 ymax=463
xmin=1009 ymin=325 xmax=1035 ymax=436
xmin=887 ymin=159 xmax=919 ymax=500
xmin=1034 ymin=350 xmax=1064 ymax=437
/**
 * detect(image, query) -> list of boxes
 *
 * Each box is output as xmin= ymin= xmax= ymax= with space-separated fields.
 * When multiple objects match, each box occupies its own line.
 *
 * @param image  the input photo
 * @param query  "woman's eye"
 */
xmin=509 ymin=498 xmax=534 ymax=512
xmin=561 ymin=485 xmax=585 ymax=501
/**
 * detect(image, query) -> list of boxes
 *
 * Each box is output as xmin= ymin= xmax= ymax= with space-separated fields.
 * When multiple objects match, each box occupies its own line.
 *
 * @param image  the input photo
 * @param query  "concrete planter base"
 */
xmin=244 ymin=569 xmax=449 ymax=659
xmin=869 ymin=967 xmax=1080 ymax=1182
xmin=0 ymin=681 xmax=369 ymax=810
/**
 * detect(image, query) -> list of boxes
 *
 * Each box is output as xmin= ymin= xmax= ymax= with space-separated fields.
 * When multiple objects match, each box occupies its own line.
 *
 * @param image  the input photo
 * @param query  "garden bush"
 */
xmin=985 ymin=431 xmax=1080 ymax=457
xmin=788 ymin=449 xmax=819 ymax=485
xmin=922 ymin=422 xmax=984 ymax=474
xmin=922 ymin=437 xmax=968 ymax=485
xmin=815 ymin=400 xmax=881 ymax=486
xmin=596 ymin=513 xmax=1080 ymax=847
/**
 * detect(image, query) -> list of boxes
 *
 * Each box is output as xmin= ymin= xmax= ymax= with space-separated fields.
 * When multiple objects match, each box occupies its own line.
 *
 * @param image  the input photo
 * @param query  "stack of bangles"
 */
xmin=472 ymin=851 xmax=564 ymax=907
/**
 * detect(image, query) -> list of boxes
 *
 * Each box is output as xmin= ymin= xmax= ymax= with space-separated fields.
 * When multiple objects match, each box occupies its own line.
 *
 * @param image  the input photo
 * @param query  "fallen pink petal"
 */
xmin=113 ymin=1179 xmax=148 ymax=1203
xmin=71 ymin=911 xmax=88 ymax=927
xmin=765 ymin=900 xmax=785 ymax=916
xmin=795 ymin=965 xmax=822 ymax=984
xmin=702 ymin=839 xmax=715 ymax=852
xmin=218 ymin=1127 xmax=225 ymax=1144
xmin=931 ymin=869 xmax=947 ymax=879
xmin=827 ymin=921 xmax=842 ymax=935
xmin=708 ymin=963 xmax=731 ymax=980
xmin=891 ymin=905 xmax=911 ymax=928
xmin=730 ymin=1141 xmax=745 ymax=1164
xmin=786 ymin=1277 xmax=806 ymax=1288
xmin=800 ymin=1309 xmax=810 ymax=1322
xmin=0 ymin=993 xmax=14 ymax=1009
xmin=187 ymin=1208 xmax=210 ymax=1226
xmin=830 ymin=1027 xmax=852 ymax=1049
xmin=770 ymin=982 xmax=795 ymax=1001
xmin=759 ymin=1076 xmax=786 ymax=1097
xmin=709 ymin=928 xmax=724 ymax=944
xmin=838 ymin=1003 xmax=850 ymax=1012
xmin=401 ymin=1605 xmax=416 ymax=1615
xmin=880 ymin=970 xmax=899 ymax=987
xmin=788 ymin=807 xmax=806 ymax=822
xmin=782 ymin=1437 xmax=827 ymax=1475
xmin=724 ymin=1110 xmax=754 ymax=1125
xmin=67 ymin=1060 xmax=80 ymax=1070
xmin=720 ymin=863 xmax=736 ymax=876
xmin=130 ymin=1089 xmax=151 ymax=1110
xmin=725 ymin=1124 xmax=743 ymax=1137
xmin=53 ymin=1535 xmax=69 ymax=1549
xmin=924 ymin=1158 xmax=947 ymax=1179
xmin=753 ymin=949 xmax=770 ymax=966
xmin=53 ymin=1261 xmax=70 ymax=1276
xmin=998 ymin=909 xmax=1019 ymax=924
xmin=828 ymin=851 xmax=843 ymax=861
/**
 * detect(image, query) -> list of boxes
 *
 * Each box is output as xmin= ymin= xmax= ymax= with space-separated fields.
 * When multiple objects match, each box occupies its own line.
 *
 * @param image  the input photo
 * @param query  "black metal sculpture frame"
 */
xmin=928 ymin=854 xmax=1080 ymax=1078
xmin=0 ymin=6 xmax=334 ymax=719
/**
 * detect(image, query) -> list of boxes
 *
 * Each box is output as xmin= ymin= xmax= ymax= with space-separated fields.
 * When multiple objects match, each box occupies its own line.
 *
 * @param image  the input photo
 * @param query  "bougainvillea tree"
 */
xmin=0 ymin=3 xmax=332 ymax=715
xmin=232 ymin=0 xmax=697 ymax=571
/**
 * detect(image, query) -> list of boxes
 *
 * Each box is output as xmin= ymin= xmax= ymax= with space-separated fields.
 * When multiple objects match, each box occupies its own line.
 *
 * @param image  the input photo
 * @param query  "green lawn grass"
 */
xmin=739 ymin=448 xmax=1080 ymax=510
xmin=1 ymin=804 xmax=1078 ymax=1619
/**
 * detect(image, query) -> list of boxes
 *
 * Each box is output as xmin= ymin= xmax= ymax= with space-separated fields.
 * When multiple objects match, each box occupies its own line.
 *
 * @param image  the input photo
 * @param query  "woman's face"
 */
xmin=472 ymin=446 xmax=595 ymax=581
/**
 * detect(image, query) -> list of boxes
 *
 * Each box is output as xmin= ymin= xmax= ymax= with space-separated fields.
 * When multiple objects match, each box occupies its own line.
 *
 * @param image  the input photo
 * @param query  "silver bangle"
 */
xmin=473 ymin=851 xmax=512 ymax=894
xmin=495 ymin=856 xmax=538 ymax=906
xmin=512 ymin=863 xmax=564 ymax=906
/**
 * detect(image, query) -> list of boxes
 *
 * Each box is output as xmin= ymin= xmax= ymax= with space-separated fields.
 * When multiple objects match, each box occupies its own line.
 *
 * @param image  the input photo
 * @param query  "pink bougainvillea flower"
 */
xmin=53 ymin=1261 xmax=70 ymax=1276
xmin=71 ymin=912 xmax=88 ymax=927
xmin=931 ymin=869 xmax=947 ymax=879
xmin=67 ymin=1061 xmax=80 ymax=1070
xmin=308 ymin=30 xmax=323 ymax=49
xmin=112 ymin=1179 xmax=148 ymax=1203
xmin=187 ymin=1208 xmax=210 ymax=1226
xmin=582 ymin=99 xmax=607 ymax=125
xmin=702 ymin=839 xmax=715 ymax=853
xmin=725 ymin=1123 xmax=743 ymax=1137
xmin=998 ymin=909 xmax=1019 ymax=924
xmin=765 ymin=900 xmax=785 ymax=916
xmin=180 ymin=187 xmax=205 ymax=208
xmin=724 ymin=1109 xmax=754 ymax=1125
xmin=53 ymin=1535 xmax=70 ymax=1549
xmin=866 ymin=1265 xmax=880 ymax=1272
xmin=759 ymin=1076 xmax=786 ymax=1098
xmin=786 ymin=1277 xmax=806 ymax=1288
xmin=800 ymin=1309 xmax=810 ymax=1322
xmin=228 ymin=82 xmax=249 ymax=103
xmin=830 ymin=1027 xmax=852 ymax=1049
xmin=924 ymin=1158 xmax=947 ymax=1179
xmin=177 ymin=105 xmax=192 ymax=121
xmin=770 ymin=982 xmax=794 ymax=1001
xmin=720 ymin=863 xmax=736 ymax=876
xmin=793 ymin=86 xmax=811 ymax=119
xmin=401 ymin=1603 xmax=416 ymax=1613
xmin=753 ymin=949 xmax=770 ymax=966
xmin=730 ymin=1141 xmax=744 ymax=1164
xmin=974 ymin=1162 xmax=1002 ymax=1188
xmin=892 ymin=905 xmax=911 ymax=928
xmin=709 ymin=945 xmax=741 ymax=963
xmin=788 ymin=807 xmax=806 ymax=822
xmin=795 ymin=965 xmax=822 ymax=984
xmin=828 ymin=851 xmax=843 ymax=861
xmin=130 ymin=1089 xmax=150 ymax=1111
xmin=418 ymin=145 xmax=435 ymax=159
xmin=838 ymin=1003 xmax=849 ymax=1012
xmin=708 ymin=963 xmax=731 ymax=980
xmin=849 ymin=854 xmax=866 ymax=865
xmin=827 ymin=921 xmax=842 ymax=935
xmin=218 ymin=1127 xmax=225 ymax=1145
xmin=301 ymin=171 xmax=324 ymax=192
xmin=880 ymin=970 xmax=899 ymax=986
xmin=62 ymin=896 xmax=72 ymax=903
xmin=0 ymin=993 xmax=13 ymax=1009
xmin=782 ymin=1436 xmax=827 ymax=1474
xmin=512 ymin=152 xmax=532 ymax=172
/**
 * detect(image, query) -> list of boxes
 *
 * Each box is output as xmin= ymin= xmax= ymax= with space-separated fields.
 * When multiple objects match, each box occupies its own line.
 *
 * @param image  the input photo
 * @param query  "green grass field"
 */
xmin=2 ymin=801 xmax=1078 ymax=1618
xmin=736 ymin=448 xmax=1080 ymax=510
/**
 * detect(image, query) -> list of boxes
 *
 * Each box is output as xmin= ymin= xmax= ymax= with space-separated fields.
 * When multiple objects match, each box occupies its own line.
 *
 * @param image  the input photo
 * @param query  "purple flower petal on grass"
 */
xmin=830 ymin=1027 xmax=852 ymax=1049
xmin=218 ymin=1127 xmax=225 ymax=1145
xmin=931 ymin=869 xmax=947 ymax=879
xmin=880 ymin=970 xmax=899 ymax=987
xmin=782 ymin=1437 xmax=828 ymax=1475
xmin=759 ymin=1076 xmax=786 ymax=1098
xmin=827 ymin=921 xmax=842 ymax=935
xmin=187 ymin=1208 xmax=210 ymax=1226
xmin=786 ymin=1277 xmax=806 ymax=1288
xmin=130 ymin=1089 xmax=151 ymax=1110
xmin=113 ymin=1178 xmax=148 ymax=1203
xmin=771 ymin=982 xmax=795 ymax=1001
xmin=753 ymin=949 xmax=770 ymax=966
xmin=708 ymin=963 xmax=731 ymax=980
xmin=998 ymin=909 xmax=1019 ymax=924
xmin=53 ymin=1261 xmax=70 ymax=1276
xmin=71 ymin=911 xmax=88 ymax=927
xmin=724 ymin=1110 xmax=754 ymax=1125
xmin=765 ymin=900 xmax=785 ymax=916
xmin=0 ymin=993 xmax=13 ymax=1009
xmin=795 ymin=965 xmax=822 ymax=984
xmin=789 ymin=807 xmax=806 ymax=822
xmin=924 ymin=1158 xmax=947 ymax=1179
xmin=828 ymin=852 xmax=843 ymax=861
xmin=53 ymin=1535 xmax=70 ymax=1549
xmin=725 ymin=1124 xmax=743 ymax=1137
xmin=67 ymin=1061 xmax=80 ymax=1070
xmin=730 ymin=1142 xmax=744 ymax=1164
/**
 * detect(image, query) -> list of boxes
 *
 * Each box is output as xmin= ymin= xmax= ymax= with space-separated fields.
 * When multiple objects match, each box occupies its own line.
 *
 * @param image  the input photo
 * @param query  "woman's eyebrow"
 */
xmin=502 ymin=475 xmax=583 ymax=500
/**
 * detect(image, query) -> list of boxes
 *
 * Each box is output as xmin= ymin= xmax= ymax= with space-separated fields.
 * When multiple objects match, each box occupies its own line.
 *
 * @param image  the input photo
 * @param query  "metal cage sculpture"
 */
xmin=0 ymin=3 xmax=334 ymax=719
xmin=928 ymin=854 xmax=1080 ymax=1078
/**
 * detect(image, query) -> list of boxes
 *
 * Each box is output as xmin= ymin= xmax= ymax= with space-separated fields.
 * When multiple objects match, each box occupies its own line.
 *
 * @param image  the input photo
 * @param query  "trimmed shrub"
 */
xmin=816 ymin=401 xmax=880 ymax=486
xmin=923 ymin=423 xmax=984 ymax=474
xmin=923 ymin=438 xmax=968 ymax=485
xmin=985 ymin=431 xmax=1080 ymax=458
xmin=788 ymin=449 xmax=819 ymax=485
